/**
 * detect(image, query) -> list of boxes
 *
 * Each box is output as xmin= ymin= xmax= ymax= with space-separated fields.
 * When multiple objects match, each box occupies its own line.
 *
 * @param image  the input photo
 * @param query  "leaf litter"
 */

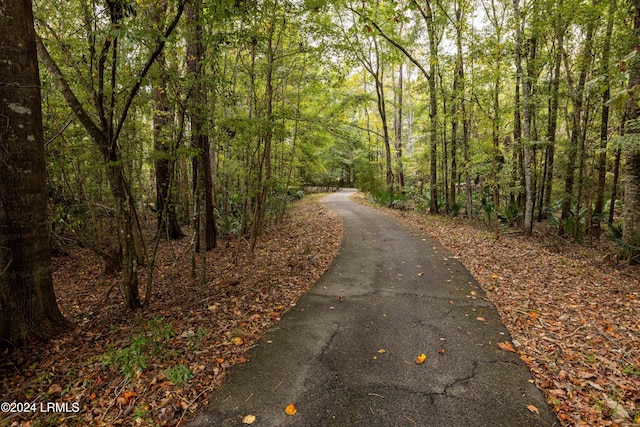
xmin=0 ymin=195 xmax=342 ymax=426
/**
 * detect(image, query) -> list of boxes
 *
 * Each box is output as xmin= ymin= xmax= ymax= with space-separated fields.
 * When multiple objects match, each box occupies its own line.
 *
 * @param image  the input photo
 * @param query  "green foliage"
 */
xmin=101 ymin=335 xmax=149 ymax=380
xmin=165 ymin=364 xmax=193 ymax=386
xmin=622 ymin=364 xmax=640 ymax=377
xmin=499 ymin=203 xmax=523 ymax=227
xmin=369 ymin=190 xmax=407 ymax=209
xmin=132 ymin=405 xmax=151 ymax=422
xmin=100 ymin=318 xmax=176 ymax=380
xmin=482 ymin=202 xmax=495 ymax=224
xmin=607 ymin=223 xmax=640 ymax=263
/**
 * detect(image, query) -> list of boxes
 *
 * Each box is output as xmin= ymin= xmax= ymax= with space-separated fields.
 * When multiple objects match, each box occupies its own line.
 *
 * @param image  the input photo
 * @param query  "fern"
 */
xmin=607 ymin=223 xmax=640 ymax=264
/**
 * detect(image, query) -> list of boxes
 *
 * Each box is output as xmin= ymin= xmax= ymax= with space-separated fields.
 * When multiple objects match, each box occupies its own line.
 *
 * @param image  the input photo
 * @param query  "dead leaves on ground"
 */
xmin=0 ymin=196 xmax=343 ymax=427
xmin=358 ymin=195 xmax=640 ymax=427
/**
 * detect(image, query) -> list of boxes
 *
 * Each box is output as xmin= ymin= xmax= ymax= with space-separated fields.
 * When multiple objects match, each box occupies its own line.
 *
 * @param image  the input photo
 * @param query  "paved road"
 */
xmin=188 ymin=189 xmax=560 ymax=427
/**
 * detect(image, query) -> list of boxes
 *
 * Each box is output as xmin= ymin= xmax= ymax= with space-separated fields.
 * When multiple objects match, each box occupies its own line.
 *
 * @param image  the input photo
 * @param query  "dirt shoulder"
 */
xmin=354 ymin=193 xmax=640 ymax=427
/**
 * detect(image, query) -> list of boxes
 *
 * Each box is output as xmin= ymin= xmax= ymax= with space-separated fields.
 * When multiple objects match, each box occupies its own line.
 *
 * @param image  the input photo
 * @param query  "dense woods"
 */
xmin=1 ymin=0 xmax=640 ymax=425
xmin=2 ymin=0 xmax=640 ymax=342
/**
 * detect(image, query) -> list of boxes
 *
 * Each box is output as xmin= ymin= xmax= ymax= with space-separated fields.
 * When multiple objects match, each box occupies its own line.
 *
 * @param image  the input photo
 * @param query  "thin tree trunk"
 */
xmin=513 ymin=0 xmax=534 ymax=234
xmin=539 ymin=29 xmax=562 ymax=221
xmin=153 ymin=54 xmax=184 ymax=239
xmin=186 ymin=0 xmax=216 ymax=252
xmin=251 ymin=2 xmax=278 ymax=251
xmin=559 ymin=4 xmax=595 ymax=235
xmin=609 ymin=148 xmax=622 ymax=225
xmin=394 ymin=64 xmax=406 ymax=192
xmin=593 ymin=0 xmax=616 ymax=236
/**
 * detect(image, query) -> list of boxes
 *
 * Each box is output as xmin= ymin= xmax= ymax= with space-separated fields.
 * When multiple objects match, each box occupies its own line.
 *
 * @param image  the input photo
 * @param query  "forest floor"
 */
xmin=0 ymin=195 xmax=343 ymax=427
xmin=1 ymin=192 xmax=639 ymax=427
xmin=354 ymin=193 xmax=640 ymax=427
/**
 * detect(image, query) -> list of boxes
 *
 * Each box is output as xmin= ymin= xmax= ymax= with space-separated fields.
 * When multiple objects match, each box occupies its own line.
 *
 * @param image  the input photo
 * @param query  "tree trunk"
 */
xmin=593 ymin=0 xmax=616 ymax=235
xmin=513 ymin=0 xmax=534 ymax=234
xmin=186 ymin=0 xmax=216 ymax=252
xmin=426 ymin=0 xmax=440 ymax=213
xmin=539 ymin=26 xmax=562 ymax=221
xmin=609 ymin=148 xmax=622 ymax=225
xmin=394 ymin=64 xmax=406 ymax=192
xmin=559 ymin=4 xmax=595 ymax=235
xmin=153 ymin=54 xmax=184 ymax=239
xmin=375 ymin=71 xmax=394 ymax=196
xmin=622 ymin=0 xmax=640 ymax=257
xmin=250 ymin=4 xmax=278 ymax=251
xmin=0 ymin=0 xmax=71 ymax=345
xmin=453 ymin=1 xmax=472 ymax=220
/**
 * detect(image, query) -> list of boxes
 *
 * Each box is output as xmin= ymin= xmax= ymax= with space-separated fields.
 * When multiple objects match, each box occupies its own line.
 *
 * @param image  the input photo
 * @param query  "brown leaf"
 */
xmin=527 ymin=404 xmax=539 ymax=414
xmin=242 ymin=414 xmax=257 ymax=424
xmin=497 ymin=341 xmax=516 ymax=353
xmin=48 ymin=384 xmax=62 ymax=394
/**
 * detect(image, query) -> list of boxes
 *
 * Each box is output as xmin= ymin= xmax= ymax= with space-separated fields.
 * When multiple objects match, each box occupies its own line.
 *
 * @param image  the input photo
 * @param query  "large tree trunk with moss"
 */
xmin=0 ymin=0 xmax=71 ymax=346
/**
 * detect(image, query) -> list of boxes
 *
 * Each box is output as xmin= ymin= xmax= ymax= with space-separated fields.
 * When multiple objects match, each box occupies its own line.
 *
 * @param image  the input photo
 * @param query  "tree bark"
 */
xmin=152 ymin=2 xmax=183 ymax=240
xmin=559 ymin=4 xmax=595 ymax=235
xmin=186 ymin=0 xmax=216 ymax=252
xmin=538 ymin=23 xmax=562 ymax=221
xmin=0 ymin=0 xmax=71 ymax=345
xmin=593 ymin=0 xmax=616 ymax=235
xmin=622 ymin=0 xmax=640 ymax=256
xmin=153 ymin=56 xmax=184 ymax=239
xmin=394 ymin=64 xmax=406 ymax=192
xmin=513 ymin=0 xmax=534 ymax=234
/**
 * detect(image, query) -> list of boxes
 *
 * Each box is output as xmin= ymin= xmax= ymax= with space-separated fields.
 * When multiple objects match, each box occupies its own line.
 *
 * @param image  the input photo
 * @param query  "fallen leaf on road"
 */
xmin=476 ymin=317 xmax=486 ymax=322
xmin=378 ymin=349 xmax=386 ymax=353
xmin=232 ymin=337 xmax=244 ymax=345
xmin=415 ymin=353 xmax=426 ymax=364
xmin=527 ymin=404 xmax=539 ymax=414
xmin=242 ymin=414 xmax=257 ymax=424
xmin=498 ymin=341 xmax=517 ymax=353
xmin=285 ymin=402 xmax=297 ymax=416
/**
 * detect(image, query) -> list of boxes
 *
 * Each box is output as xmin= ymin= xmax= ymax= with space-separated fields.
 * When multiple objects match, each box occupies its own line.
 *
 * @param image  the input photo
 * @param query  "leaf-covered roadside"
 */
xmin=356 ymin=194 xmax=640 ymax=427
xmin=0 ymin=195 xmax=343 ymax=427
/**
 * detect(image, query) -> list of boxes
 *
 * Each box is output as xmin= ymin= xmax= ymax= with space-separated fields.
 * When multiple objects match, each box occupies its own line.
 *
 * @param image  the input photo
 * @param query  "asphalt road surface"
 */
xmin=188 ymin=189 xmax=560 ymax=427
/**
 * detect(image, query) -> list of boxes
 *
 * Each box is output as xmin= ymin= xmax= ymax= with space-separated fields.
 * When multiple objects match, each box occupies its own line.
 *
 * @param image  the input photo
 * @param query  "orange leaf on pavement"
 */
xmin=285 ymin=402 xmax=297 ymax=415
xmin=415 ymin=353 xmax=427 ymax=364
xmin=498 ymin=341 xmax=517 ymax=353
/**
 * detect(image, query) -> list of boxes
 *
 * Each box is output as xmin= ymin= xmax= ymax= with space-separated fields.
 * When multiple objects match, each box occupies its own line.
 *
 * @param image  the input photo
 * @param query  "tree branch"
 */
xmin=36 ymin=35 xmax=106 ymax=147
xmin=112 ymin=0 xmax=187 ymax=146
xmin=348 ymin=5 xmax=431 ymax=81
